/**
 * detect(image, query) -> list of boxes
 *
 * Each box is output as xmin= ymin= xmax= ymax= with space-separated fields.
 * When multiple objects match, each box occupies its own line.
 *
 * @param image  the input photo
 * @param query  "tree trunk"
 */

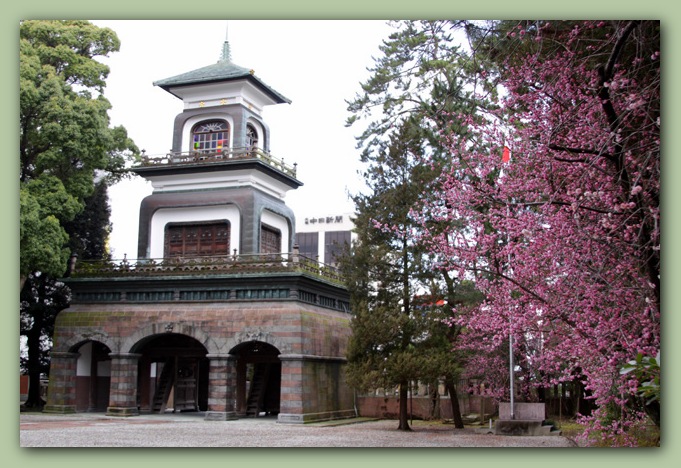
xmin=396 ymin=237 xmax=411 ymax=432
xmin=24 ymin=361 xmax=45 ymax=409
xmin=397 ymin=381 xmax=411 ymax=431
xmin=23 ymin=295 xmax=46 ymax=408
xmin=645 ymin=400 xmax=660 ymax=428
xmin=428 ymin=381 xmax=440 ymax=420
xmin=444 ymin=378 xmax=464 ymax=428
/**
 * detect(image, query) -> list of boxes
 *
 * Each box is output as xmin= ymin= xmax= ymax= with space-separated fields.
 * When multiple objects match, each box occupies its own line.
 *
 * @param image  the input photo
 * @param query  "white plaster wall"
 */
xmin=76 ymin=342 xmax=92 ymax=377
xmin=148 ymin=169 xmax=292 ymax=200
xmin=172 ymin=81 xmax=275 ymax=114
xmin=75 ymin=342 xmax=111 ymax=377
xmin=149 ymin=205 xmax=241 ymax=258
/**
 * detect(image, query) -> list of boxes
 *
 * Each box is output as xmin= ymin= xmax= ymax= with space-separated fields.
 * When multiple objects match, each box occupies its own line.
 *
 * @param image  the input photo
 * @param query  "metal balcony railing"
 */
xmin=136 ymin=146 xmax=297 ymax=178
xmin=68 ymin=252 xmax=344 ymax=285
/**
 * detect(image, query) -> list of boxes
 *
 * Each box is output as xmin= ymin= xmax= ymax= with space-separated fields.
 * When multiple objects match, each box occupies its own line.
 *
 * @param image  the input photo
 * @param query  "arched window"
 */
xmin=192 ymin=120 xmax=229 ymax=154
xmin=246 ymin=124 xmax=258 ymax=149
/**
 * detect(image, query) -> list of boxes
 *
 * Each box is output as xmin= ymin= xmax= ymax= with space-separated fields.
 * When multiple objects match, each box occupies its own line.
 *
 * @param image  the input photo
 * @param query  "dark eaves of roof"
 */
xmin=153 ymin=55 xmax=291 ymax=104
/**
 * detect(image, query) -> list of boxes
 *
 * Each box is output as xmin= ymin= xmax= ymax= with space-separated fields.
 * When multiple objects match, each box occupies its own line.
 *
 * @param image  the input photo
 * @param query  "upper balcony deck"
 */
xmin=134 ymin=146 xmax=298 ymax=180
xmin=69 ymin=252 xmax=339 ymax=283
xmin=64 ymin=251 xmax=349 ymax=313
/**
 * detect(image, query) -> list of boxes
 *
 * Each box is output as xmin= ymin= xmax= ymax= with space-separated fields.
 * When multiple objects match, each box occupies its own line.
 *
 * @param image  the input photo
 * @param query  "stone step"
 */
xmin=490 ymin=419 xmax=563 ymax=436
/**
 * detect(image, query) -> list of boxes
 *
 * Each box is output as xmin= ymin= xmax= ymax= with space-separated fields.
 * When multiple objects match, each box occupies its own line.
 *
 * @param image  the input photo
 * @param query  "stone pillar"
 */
xmin=106 ymin=353 xmax=141 ymax=417
xmin=277 ymin=355 xmax=305 ymax=423
xmin=204 ymin=354 xmax=238 ymax=421
xmin=43 ymin=352 xmax=80 ymax=414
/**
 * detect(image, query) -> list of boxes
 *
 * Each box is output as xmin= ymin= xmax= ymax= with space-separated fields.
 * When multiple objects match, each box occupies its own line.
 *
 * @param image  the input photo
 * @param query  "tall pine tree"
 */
xmin=344 ymin=121 xmax=436 ymax=431
xmin=344 ymin=21 xmax=493 ymax=429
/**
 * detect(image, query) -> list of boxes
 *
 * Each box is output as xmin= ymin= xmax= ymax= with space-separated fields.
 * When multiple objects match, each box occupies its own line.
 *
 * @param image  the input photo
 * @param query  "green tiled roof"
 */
xmin=153 ymin=42 xmax=291 ymax=104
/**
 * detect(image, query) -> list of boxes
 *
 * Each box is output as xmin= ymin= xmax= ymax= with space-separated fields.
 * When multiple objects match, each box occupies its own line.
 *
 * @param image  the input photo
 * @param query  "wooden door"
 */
xmin=173 ymin=358 xmax=198 ymax=412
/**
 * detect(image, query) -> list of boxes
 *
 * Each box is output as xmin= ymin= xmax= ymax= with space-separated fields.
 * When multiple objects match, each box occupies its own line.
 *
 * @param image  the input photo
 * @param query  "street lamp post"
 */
xmin=509 ymin=327 xmax=514 ymax=420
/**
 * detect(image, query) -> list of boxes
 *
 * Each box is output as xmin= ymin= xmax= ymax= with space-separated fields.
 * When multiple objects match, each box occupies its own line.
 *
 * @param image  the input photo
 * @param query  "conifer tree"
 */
xmin=344 ymin=121 xmax=437 ymax=431
xmin=344 ymin=20 xmax=493 ymax=429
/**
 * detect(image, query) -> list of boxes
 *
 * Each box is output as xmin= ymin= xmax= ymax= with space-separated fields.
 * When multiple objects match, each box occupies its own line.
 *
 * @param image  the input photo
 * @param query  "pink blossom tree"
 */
xmin=413 ymin=20 xmax=660 ymax=445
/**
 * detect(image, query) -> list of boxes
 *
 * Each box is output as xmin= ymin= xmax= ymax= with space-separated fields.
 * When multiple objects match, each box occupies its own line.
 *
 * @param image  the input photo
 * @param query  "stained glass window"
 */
xmin=192 ymin=120 xmax=229 ymax=154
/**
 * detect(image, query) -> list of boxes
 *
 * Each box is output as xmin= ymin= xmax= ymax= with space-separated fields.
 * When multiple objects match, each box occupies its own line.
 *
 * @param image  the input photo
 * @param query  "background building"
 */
xmin=295 ymin=213 xmax=355 ymax=267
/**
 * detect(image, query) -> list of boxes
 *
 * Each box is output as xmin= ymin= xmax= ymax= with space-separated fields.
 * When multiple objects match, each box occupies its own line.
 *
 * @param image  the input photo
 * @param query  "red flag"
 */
xmin=502 ymin=145 xmax=511 ymax=163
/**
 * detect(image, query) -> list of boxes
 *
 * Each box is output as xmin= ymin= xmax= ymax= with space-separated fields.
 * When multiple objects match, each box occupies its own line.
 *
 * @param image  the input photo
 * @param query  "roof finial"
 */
xmin=220 ymin=22 xmax=231 ymax=62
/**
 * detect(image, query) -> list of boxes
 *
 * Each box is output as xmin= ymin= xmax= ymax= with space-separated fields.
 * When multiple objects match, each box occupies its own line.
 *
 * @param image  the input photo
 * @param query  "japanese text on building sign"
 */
xmin=305 ymin=215 xmax=344 ymax=225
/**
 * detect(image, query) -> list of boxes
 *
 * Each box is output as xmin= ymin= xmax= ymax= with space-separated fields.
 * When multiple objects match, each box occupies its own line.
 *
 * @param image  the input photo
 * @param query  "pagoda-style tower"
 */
xmin=44 ymin=34 xmax=355 ymax=424
xmin=136 ymin=37 xmax=300 ymax=260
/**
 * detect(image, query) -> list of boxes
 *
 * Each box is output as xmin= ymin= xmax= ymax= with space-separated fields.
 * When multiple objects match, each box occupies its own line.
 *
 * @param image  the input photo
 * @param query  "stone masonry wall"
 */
xmin=52 ymin=301 xmax=350 ymax=357
xmin=49 ymin=299 xmax=354 ymax=421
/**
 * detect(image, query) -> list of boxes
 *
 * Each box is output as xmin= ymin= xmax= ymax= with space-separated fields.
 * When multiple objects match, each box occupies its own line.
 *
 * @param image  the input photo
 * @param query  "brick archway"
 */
xmin=123 ymin=321 xmax=220 ymax=355
xmin=131 ymin=332 xmax=210 ymax=414
xmin=229 ymin=340 xmax=281 ymax=417
xmin=72 ymin=340 xmax=112 ymax=412
xmin=226 ymin=328 xmax=291 ymax=355
xmin=58 ymin=333 xmax=117 ymax=355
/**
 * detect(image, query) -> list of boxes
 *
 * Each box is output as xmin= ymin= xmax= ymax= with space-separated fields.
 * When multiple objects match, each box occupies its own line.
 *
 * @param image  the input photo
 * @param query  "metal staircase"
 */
xmin=245 ymin=364 xmax=271 ymax=417
xmin=152 ymin=360 xmax=175 ymax=413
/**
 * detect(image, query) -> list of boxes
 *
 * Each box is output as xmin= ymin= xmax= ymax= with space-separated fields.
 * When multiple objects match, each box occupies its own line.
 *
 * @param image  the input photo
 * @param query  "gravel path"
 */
xmin=20 ymin=413 xmax=576 ymax=447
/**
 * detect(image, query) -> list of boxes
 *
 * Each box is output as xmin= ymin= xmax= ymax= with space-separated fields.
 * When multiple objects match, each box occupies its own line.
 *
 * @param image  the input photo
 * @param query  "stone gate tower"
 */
xmin=44 ymin=33 xmax=355 ymax=423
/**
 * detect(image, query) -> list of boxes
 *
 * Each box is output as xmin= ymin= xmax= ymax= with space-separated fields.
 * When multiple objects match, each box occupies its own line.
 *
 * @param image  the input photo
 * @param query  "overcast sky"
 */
xmin=93 ymin=20 xmax=393 ymax=259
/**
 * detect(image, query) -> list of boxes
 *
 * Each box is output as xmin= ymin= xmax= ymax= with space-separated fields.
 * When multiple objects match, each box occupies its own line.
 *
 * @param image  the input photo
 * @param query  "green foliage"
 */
xmin=346 ymin=20 xmax=494 ymax=166
xmin=620 ymin=352 xmax=660 ymax=405
xmin=346 ymin=302 xmax=410 ymax=391
xmin=19 ymin=20 xmax=138 ymax=407
xmin=24 ymin=175 xmax=83 ymax=222
xmin=63 ymin=181 xmax=112 ymax=261
xmin=19 ymin=20 xmax=139 ymax=280
xmin=342 ymin=121 xmax=438 ymax=430
xmin=20 ymin=188 xmax=70 ymax=279
xmin=19 ymin=20 xmax=121 ymax=91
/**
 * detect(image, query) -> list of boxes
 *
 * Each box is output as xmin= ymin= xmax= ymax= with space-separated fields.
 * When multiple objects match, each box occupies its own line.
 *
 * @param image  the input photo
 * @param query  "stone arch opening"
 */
xmin=132 ymin=333 xmax=209 ymax=414
xmin=71 ymin=340 xmax=112 ymax=412
xmin=230 ymin=341 xmax=281 ymax=417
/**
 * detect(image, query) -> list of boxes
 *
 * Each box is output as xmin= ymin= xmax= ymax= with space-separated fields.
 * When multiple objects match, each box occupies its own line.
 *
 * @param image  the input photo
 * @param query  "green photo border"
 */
xmin=6 ymin=2 xmax=676 ymax=466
